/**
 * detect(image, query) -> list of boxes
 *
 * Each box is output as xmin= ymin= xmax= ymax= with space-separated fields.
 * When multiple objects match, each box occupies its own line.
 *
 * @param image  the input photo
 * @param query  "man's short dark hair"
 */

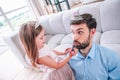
xmin=70 ymin=13 xmax=97 ymax=30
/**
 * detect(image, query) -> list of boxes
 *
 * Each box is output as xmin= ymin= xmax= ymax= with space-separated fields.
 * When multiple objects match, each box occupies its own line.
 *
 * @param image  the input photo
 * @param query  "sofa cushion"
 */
xmin=101 ymin=30 xmax=120 ymax=44
xmin=38 ymin=15 xmax=53 ymax=35
xmin=39 ymin=12 xmax=67 ymax=35
xmin=101 ymin=30 xmax=120 ymax=55
xmin=47 ymin=34 xmax=65 ymax=49
xmin=100 ymin=0 xmax=120 ymax=32
xmin=45 ymin=35 xmax=53 ymax=44
xmin=49 ymin=12 xmax=67 ymax=34
xmin=61 ymin=33 xmax=73 ymax=45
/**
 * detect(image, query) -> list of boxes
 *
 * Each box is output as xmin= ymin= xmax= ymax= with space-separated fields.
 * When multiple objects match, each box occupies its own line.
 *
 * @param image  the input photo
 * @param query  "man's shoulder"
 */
xmin=99 ymin=44 xmax=114 ymax=52
xmin=94 ymin=43 xmax=119 ymax=57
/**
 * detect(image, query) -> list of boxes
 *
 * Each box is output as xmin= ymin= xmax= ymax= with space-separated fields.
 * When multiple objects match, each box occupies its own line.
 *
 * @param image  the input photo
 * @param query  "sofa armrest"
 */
xmin=3 ymin=31 xmax=29 ymax=67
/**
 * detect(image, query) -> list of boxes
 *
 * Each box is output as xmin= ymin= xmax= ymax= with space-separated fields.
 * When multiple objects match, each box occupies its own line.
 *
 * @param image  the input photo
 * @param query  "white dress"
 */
xmin=37 ymin=45 xmax=58 ymax=73
xmin=25 ymin=45 xmax=75 ymax=80
xmin=37 ymin=45 xmax=75 ymax=80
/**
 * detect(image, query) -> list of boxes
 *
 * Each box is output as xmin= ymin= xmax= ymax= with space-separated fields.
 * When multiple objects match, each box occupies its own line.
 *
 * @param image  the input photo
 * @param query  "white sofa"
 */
xmin=4 ymin=0 xmax=120 ymax=71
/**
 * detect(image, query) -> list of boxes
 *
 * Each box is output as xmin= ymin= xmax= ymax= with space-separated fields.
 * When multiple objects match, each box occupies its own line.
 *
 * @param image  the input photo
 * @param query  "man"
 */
xmin=69 ymin=13 xmax=120 ymax=80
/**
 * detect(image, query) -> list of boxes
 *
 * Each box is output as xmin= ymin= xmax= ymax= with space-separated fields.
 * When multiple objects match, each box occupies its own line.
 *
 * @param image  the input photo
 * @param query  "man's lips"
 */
xmin=73 ymin=41 xmax=80 ymax=46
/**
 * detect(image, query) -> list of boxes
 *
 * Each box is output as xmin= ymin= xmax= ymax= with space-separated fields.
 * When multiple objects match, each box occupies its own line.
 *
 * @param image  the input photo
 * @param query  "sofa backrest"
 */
xmin=38 ymin=7 xmax=79 ymax=35
xmin=3 ymin=31 xmax=29 ymax=67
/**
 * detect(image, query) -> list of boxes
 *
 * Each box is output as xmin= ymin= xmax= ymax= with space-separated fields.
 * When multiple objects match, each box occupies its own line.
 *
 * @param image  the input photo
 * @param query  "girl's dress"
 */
xmin=26 ymin=45 xmax=75 ymax=80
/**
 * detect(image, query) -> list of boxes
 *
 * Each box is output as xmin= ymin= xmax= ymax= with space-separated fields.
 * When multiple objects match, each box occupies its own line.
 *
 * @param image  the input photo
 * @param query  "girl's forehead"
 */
xmin=41 ymin=29 xmax=44 ymax=33
xmin=39 ymin=29 xmax=44 ymax=35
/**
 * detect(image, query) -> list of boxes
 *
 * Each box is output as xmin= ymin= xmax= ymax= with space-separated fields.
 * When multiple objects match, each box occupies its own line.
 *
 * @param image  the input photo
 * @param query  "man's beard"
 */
xmin=73 ymin=36 xmax=90 ymax=50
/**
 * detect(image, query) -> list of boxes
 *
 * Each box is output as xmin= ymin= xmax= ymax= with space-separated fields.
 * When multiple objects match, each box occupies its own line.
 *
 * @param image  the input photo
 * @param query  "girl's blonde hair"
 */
xmin=19 ymin=21 xmax=43 ymax=67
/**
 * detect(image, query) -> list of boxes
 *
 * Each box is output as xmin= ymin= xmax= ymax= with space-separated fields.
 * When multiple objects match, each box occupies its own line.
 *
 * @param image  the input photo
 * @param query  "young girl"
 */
xmin=19 ymin=21 xmax=77 ymax=80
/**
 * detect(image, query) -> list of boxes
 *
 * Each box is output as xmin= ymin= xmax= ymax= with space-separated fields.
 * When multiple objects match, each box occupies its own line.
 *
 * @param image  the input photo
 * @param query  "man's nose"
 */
xmin=73 ymin=34 xmax=79 ymax=40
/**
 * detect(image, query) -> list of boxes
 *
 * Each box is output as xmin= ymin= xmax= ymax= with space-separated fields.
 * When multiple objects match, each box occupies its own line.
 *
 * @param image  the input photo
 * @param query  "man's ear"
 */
xmin=92 ymin=28 xmax=96 ymax=34
xmin=90 ymin=28 xmax=96 ymax=38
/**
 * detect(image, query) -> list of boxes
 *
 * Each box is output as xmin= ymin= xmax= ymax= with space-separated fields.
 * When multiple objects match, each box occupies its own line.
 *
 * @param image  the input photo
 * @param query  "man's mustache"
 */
xmin=73 ymin=40 xmax=80 ymax=44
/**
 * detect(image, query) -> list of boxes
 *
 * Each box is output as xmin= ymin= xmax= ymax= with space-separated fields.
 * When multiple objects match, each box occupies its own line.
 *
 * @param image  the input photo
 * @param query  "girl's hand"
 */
xmin=64 ymin=47 xmax=78 ymax=57
xmin=64 ymin=48 xmax=72 ymax=54
xmin=69 ymin=48 xmax=78 ymax=57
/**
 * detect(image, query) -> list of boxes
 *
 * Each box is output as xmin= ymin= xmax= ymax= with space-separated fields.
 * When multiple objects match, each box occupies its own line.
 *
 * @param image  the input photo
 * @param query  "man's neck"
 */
xmin=79 ymin=43 xmax=92 ymax=57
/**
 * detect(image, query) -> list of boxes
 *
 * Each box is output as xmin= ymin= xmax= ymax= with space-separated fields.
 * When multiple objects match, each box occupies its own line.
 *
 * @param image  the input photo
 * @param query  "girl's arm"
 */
xmin=53 ymin=48 xmax=72 ymax=55
xmin=37 ymin=48 xmax=77 ymax=69
xmin=53 ymin=50 xmax=66 ymax=55
xmin=37 ymin=55 xmax=71 ymax=69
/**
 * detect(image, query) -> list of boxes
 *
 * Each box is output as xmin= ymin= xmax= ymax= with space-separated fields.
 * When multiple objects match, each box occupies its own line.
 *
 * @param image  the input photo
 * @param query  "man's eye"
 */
xmin=78 ymin=31 xmax=83 ymax=35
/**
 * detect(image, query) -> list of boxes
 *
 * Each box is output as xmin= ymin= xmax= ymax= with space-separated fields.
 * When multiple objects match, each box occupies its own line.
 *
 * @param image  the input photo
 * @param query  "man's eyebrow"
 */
xmin=76 ymin=28 xmax=84 ymax=31
xmin=71 ymin=28 xmax=84 ymax=32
